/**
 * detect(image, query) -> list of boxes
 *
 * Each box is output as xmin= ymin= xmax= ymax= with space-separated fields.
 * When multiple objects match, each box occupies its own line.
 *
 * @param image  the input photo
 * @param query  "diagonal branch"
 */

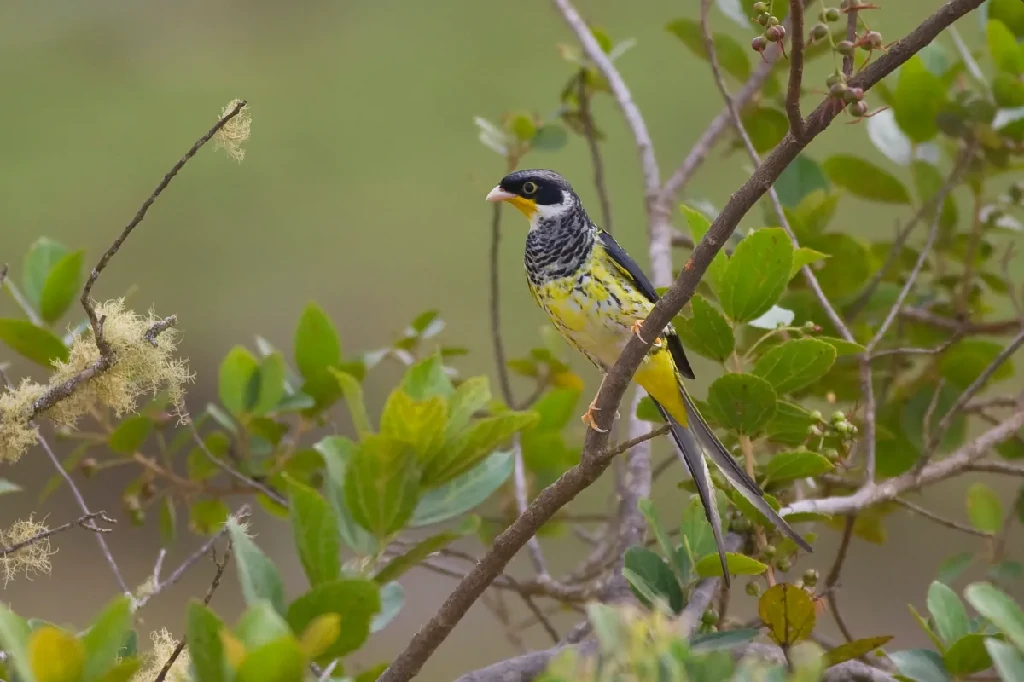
xmin=0 ymin=510 xmax=114 ymax=557
xmin=787 ymin=0 xmax=807 ymax=138
xmin=378 ymin=2 xmax=987 ymax=680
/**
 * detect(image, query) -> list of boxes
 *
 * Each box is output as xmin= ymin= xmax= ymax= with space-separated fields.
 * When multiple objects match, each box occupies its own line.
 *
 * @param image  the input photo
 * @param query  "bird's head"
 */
xmin=485 ymin=169 xmax=578 ymax=226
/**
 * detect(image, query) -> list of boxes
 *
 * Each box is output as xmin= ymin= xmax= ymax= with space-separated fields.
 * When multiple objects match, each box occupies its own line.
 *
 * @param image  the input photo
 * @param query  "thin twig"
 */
xmin=894 ymin=497 xmax=993 ymax=538
xmin=153 ymin=544 xmax=233 ymax=682
xmin=787 ymin=0 xmax=806 ymax=138
xmin=500 ymin=574 xmax=562 ymax=644
xmin=965 ymin=461 xmax=1024 ymax=477
xmin=676 ymin=534 xmax=742 ymax=637
xmin=188 ymin=416 xmax=288 ymax=508
xmin=377 ymin=3 xmax=989 ymax=679
xmin=133 ymin=506 xmax=250 ymax=611
xmin=80 ymin=100 xmax=248 ymax=355
xmin=36 ymin=433 xmax=129 ymax=595
xmin=843 ymin=6 xmax=859 ymax=77
xmin=577 ymin=69 xmax=613 ymax=235
xmin=899 ymin=308 xmax=1022 ymax=335
xmin=512 ymin=436 xmax=550 ymax=578
xmin=0 ymin=511 xmax=115 ymax=557
xmin=488 ymin=203 xmax=515 ymax=407
xmin=825 ymin=516 xmax=856 ymax=643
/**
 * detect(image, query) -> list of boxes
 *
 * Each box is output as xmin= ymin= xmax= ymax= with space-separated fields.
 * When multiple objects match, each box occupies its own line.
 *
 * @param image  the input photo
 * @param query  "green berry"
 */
xmin=753 ymin=1 xmax=769 ymax=12
xmin=810 ymin=410 xmax=824 ymax=422
xmin=702 ymin=609 xmax=718 ymax=626
xmin=831 ymin=411 xmax=846 ymax=423
xmin=765 ymin=25 xmax=786 ymax=42
xmin=836 ymin=40 xmax=855 ymax=56
xmin=823 ymin=447 xmax=840 ymax=460
xmin=824 ymin=7 xmax=842 ymax=21
xmin=746 ymin=581 xmax=762 ymax=597
xmin=803 ymin=569 xmax=819 ymax=588
xmin=863 ymin=31 xmax=883 ymax=49
xmin=751 ymin=35 xmax=768 ymax=52
xmin=763 ymin=544 xmax=777 ymax=560
xmin=825 ymin=71 xmax=845 ymax=87
xmin=843 ymin=87 xmax=864 ymax=103
xmin=829 ymin=82 xmax=848 ymax=98
xmin=80 ymin=457 xmax=98 ymax=478
xmin=776 ymin=557 xmax=792 ymax=572
xmin=810 ymin=23 xmax=830 ymax=41
xmin=767 ymin=15 xmax=780 ymax=27
xmin=808 ymin=424 xmax=823 ymax=436
xmin=756 ymin=12 xmax=772 ymax=26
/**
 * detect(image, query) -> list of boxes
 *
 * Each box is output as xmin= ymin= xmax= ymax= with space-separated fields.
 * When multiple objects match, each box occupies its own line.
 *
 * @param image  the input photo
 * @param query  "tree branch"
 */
xmin=378 ymin=2 xmax=987 ymax=679
xmin=894 ymin=497 xmax=993 ymax=538
xmin=0 ymin=510 xmax=114 ymax=557
xmin=787 ymin=0 xmax=807 ymax=138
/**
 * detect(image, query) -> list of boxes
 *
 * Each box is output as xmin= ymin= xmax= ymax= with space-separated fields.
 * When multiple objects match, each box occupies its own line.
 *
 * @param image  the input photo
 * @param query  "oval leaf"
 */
xmin=928 ymin=580 xmax=970 ymax=647
xmin=38 ymin=250 xmax=84 ymax=324
xmin=286 ymin=579 xmax=381 ymax=662
xmin=825 ymin=635 xmax=894 ymax=667
xmin=0 ymin=319 xmax=68 ymax=367
xmin=623 ymin=546 xmax=684 ymax=613
xmin=695 ymin=552 xmax=768 ymax=578
xmin=344 ymin=435 xmax=421 ymax=539
xmin=705 ymin=373 xmax=778 ymax=436
xmin=674 ymin=295 xmax=735 ymax=363
xmin=822 ymin=154 xmax=911 ymax=204
xmin=759 ymin=583 xmax=816 ymax=646
xmin=760 ymin=451 xmax=834 ymax=484
xmin=753 ymin=338 xmax=837 ymax=394
xmin=719 ymin=228 xmax=794 ymax=323
xmin=967 ymin=483 xmax=1003 ymax=534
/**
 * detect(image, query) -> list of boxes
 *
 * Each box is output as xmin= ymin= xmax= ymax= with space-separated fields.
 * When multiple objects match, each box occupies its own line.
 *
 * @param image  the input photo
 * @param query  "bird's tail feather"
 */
xmin=655 ymin=401 xmax=731 ymax=585
xmin=677 ymin=387 xmax=812 ymax=553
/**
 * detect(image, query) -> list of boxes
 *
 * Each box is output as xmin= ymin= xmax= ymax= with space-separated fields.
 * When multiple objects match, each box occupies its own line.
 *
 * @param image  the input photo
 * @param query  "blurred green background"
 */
xmin=2 ymin=0 xmax=1019 ymax=679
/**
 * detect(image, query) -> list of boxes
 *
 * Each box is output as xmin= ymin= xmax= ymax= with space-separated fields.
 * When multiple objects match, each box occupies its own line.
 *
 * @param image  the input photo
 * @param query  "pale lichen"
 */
xmin=0 ymin=379 xmax=45 ymax=462
xmin=213 ymin=99 xmax=251 ymax=162
xmin=129 ymin=629 xmax=190 ymax=682
xmin=46 ymin=299 xmax=191 ymax=428
xmin=0 ymin=516 xmax=54 ymax=586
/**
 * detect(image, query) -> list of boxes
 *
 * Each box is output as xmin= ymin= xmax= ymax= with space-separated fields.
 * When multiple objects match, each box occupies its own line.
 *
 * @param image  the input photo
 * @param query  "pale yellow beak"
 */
xmin=485 ymin=186 xmax=515 ymax=202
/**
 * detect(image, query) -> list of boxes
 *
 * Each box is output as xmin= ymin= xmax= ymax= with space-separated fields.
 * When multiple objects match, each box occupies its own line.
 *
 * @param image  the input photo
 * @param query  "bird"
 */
xmin=485 ymin=168 xmax=811 ymax=584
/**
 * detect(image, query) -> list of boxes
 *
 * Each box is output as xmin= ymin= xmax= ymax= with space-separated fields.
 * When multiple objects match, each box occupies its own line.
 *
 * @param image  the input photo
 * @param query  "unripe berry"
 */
xmin=829 ymin=82 xmax=848 ymax=98
xmin=803 ymin=569 xmax=819 ymax=588
xmin=831 ymin=411 xmax=846 ymax=423
xmin=776 ymin=557 xmax=792 ymax=572
xmin=808 ymin=424 xmax=823 ymax=436
xmin=1009 ymin=182 xmax=1023 ymax=204
xmin=843 ymin=87 xmax=864 ymax=103
xmin=847 ymin=101 xmax=868 ymax=117
xmin=824 ymin=7 xmax=842 ymax=21
xmin=810 ymin=23 xmax=830 ymax=41
xmin=140 ymin=480 xmax=157 ymax=500
xmin=753 ymin=1 xmax=769 ymax=12
xmin=80 ymin=458 xmax=98 ymax=478
xmin=810 ymin=411 xmax=824 ymax=422
xmin=757 ymin=12 xmax=772 ymax=26
xmin=825 ymin=72 xmax=845 ymax=87
xmin=863 ymin=31 xmax=883 ymax=49
xmin=702 ymin=608 xmax=718 ymax=626
xmin=746 ymin=581 xmax=762 ymax=597
xmin=767 ymin=15 xmax=780 ymax=27
xmin=752 ymin=35 xmax=768 ymax=52
xmin=766 ymin=25 xmax=786 ymax=42
xmin=836 ymin=40 xmax=855 ymax=56
xmin=763 ymin=544 xmax=777 ymax=560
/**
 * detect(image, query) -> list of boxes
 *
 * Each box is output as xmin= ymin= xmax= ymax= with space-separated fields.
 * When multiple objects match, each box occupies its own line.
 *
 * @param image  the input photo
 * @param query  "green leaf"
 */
xmin=817 ymin=337 xmax=866 ymax=356
xmin=789 ymin=247 xmax=829 ymax=279
xmin=235 ymin=601 xmax=292 ymax=650
xmin=635 ymin=395 xmax=666 ymax=423
xmin=988 ymin=19 xmax=1024 ymax=74
xmin=741 ymin=106 xmax=788 ymax=154
xmin=426 ymin=411 xmax=537 ymax=487
xmin=411 ymin=450 xmax=514 ymax=526
xmin=902 ymin=383 xmax=966 ymax=454
xmin=944 ymin=634 xmax=993 ymax=676
xmin=681 ymin=495 xmax=719 ymax=562
xmin=29 ymin=626 xmax=84 ymax=682
xmin=681 ymin=204 xmax=729 ymax=294
xmin=638 ymin=499 xmax=677 ymax=572
xmin=314 ymin=436 xmax=378 ymax=555
xmin=345 ymin=435 xmax=421 ymax=538
xmin=967 ymin=483 xmax=1003 ymax=534
xmin=690 ymin=628 xmax=761 ymax=652
xmin=80 ymin=595 xmax=132 ymax=682
xmin=332 ymin=369 xmax=373 ymax=439
xmin=911 ymin=603 xmax=947 ymax=653
xmin=22 ymin=237 xmax=68 ymax=308
xmin=228 ymin=517 xmax=286 ymax=615
xmin=190 ymin=499 xmax=230 ymax=535
xmin=965 ymin=582 xmax=1024 ymax=651
xmin=695 ymin=552 xmax=768 ymax=578
xmin=623 ymin=546 xmax=684 ymax=613
xmin=674 ymin=295 xmax=734 ymax=363
xmin=106 ymin=416 xmax=153 ymax=455
xmin=219 ymin=346 xmax=260 ymax=417
xmin=286 ymin=579 xmax=381 ymax=662
xmin=889 ymin=649 xmax=951 ymax=682
xmin=760 ymin=451 xmax=834 ymax=484
xmin=38 ymin=250 xmax=84 ymax=324
xmin=287 ymin=478 xmax=340 ymax=587
xmin=752 ymin=338 xmax=837 ymax=395
xmin=0 ymin=604 xmax=35 ymax=682
xmin=766 ymin=401 xmax=816 ymax=446
xmin=940 ymin=339 xmax=1015 ymax=389
xmin=719 ymin=227 xmax=794 ymax=323
xmin=235 ymin=636 xmax=306 ymax=682
xmin=446 ymin=376 xmax=491 ymax=435
xmin=0 ymin=318 xmax=68 ymax=366
xmin=938 ymin=553 xmax=975 ymax=586
xmin=252 ymin=351 xmax=287 ymax=416
xmin=928 ymin=581 xmax=970 ymax=647
xmin=401 ymin=352 xmax=455 ymax=400
xmin=987 ymin=639 xmax=1024 ymax=682
xmin=823 ymin=155 xmax=911 ymax=204
xmin=911 ymin=161 xmax=958 ymax=233
xmin=802 ymin=232 xmax=878 ymax=303
xmin=371 ymin=581 xmax=404 ymax=634
xmin=775 ymin=154 xmax=830 ymax=208
xmin=375 ymin=516 xmax=479 ymax=584
xmin=0 ymin=478 xmax=21 ymax=496
xmin=529 ymin=387 xmax=580 ymax=431
xmin=892 ymin=56 xmax=945 ymax=142
xmin=666 ymin=18 xmax=750 ymax=81
xmin=789 ymin=189 xmax=841 ymax=239
xmin=294 ymin=302 xmax=341 ymax=381
xmin=186 ymin=602 xmax=226 ymax=682
xmin=825 ymin=635 xmax=894 ymax=667
xmin=159 ymin=497 xmax=177 ymax=545
xmin=991 ymin=0 xmax=1024 ymax=37
xmin=380 ymin=389 xmax=447 ymax=464
xmin=94 ymin=659 xmax=140 ymax=682
xmin=533 ymin=123 xmax=568 ymax=151
xmin=705 ymin=373 xmax=778 ymax=436
xmin=759 ymin=583 xmax=816 ymax=646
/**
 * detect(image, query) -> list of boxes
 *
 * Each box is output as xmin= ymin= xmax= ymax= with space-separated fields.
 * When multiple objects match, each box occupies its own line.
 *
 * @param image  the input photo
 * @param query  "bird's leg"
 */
xmin=630 ymin=319 xmax=664 ymax=348
xmin=581 ymin=373 xmax=619 ymax=432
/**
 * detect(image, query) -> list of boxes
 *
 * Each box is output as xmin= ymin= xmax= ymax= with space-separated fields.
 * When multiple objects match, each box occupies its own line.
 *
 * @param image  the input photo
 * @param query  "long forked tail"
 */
xmin=653 ymin=391 xmax=812 ymax=585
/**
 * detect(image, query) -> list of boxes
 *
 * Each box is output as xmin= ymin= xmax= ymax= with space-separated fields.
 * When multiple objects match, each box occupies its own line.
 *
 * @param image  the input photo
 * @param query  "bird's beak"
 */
xmin=485 ymin=186 xmax=515 ymax=203
xmin=485 ymin=185 xmax=537 ymax=218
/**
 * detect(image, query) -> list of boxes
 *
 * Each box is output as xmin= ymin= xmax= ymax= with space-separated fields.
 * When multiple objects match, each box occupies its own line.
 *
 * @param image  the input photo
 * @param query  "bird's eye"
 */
xmin=522 ymin=181 xmax=538 ymax=195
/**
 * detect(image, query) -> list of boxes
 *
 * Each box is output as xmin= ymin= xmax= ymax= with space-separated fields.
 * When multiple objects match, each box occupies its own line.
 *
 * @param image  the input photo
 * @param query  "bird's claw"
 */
xmin=581 ymin=401 xmax=609 ymax=432
xmin=630 ymin=320 xmax=663 ymax=348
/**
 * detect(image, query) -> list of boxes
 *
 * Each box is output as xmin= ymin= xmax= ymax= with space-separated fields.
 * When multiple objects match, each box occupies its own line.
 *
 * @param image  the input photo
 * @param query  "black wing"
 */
xmin=597 ymin=230 xmax=696 ymax=380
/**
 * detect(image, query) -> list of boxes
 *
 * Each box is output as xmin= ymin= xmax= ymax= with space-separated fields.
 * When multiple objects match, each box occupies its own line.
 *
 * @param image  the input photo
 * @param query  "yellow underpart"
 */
xmin=530 ymin=242 xmax=689 ymax=427
xmin=508 ymin=196 xmax=537 ymax=218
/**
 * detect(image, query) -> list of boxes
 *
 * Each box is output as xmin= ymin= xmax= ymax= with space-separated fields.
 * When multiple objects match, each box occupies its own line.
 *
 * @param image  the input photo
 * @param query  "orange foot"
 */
xmin=581 ymin=399 xmax=608 ymax=432
xmin=630 ymin=320 xmax=663 ymax=348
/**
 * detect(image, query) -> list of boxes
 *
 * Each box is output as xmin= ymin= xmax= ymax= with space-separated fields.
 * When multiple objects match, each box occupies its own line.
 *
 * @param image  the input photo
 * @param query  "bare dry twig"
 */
xmin=0 ymin=510 xmax=114 ymax=557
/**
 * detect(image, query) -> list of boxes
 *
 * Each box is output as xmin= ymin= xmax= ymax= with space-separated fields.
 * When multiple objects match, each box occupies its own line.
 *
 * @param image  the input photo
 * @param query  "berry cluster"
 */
xmin=750 ymin=2 xmax=786 ymax=59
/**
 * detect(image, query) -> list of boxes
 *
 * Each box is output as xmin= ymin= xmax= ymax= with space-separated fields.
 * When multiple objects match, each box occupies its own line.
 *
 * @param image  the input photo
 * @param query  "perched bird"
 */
xmin=485 ymin=169 xmax=810 ymax=583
